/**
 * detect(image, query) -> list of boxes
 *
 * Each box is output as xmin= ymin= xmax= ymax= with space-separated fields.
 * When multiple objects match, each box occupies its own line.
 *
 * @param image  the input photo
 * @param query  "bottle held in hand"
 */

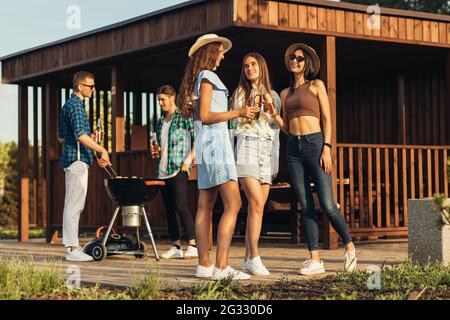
xmin=254 ymin=94 xmax=263 ymax=120
xmin=263 ymin=92 xmax=275 ymax=117
xmin=150 ymin=132 xmax=160 ymax=159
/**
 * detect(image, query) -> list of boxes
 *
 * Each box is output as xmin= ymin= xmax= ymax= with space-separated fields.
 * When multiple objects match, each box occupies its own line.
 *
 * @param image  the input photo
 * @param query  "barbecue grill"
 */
xmin=83 ymin=175 xmax=165 ymax=261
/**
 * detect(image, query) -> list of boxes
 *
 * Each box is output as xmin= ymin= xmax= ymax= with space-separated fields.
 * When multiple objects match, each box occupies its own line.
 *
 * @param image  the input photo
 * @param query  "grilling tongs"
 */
xmin=94 ymin=119 xmax=118 ymax=179
xmin=98 ymin=158 xmax=117 ymax=179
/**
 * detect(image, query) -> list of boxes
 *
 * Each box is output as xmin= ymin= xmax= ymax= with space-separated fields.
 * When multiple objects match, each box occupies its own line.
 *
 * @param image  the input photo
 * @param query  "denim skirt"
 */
xmin=235 ymin=134 xmax=273 ymax=185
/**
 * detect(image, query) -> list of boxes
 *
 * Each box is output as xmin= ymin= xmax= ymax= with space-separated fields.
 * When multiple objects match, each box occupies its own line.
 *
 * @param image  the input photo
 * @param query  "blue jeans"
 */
xmin=287 ymin=132 xmax=352 ymax=251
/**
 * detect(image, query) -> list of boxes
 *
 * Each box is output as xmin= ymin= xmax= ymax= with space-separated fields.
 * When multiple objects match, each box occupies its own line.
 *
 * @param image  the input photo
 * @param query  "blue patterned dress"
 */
xmin=193 ymin=70 xmax=237 ymax=190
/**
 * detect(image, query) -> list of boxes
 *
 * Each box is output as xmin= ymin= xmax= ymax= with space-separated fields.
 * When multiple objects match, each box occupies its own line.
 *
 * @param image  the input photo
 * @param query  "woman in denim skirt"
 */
xmin=230 ymin=53 xmax=281 ymax=276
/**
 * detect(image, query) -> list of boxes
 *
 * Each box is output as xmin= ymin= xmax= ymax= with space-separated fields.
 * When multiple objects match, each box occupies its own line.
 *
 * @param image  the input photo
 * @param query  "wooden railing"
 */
xmin=336 ymin=143 xmax=449 ymax=238
xmin=48 ymin=146 xmax=449 ymax=240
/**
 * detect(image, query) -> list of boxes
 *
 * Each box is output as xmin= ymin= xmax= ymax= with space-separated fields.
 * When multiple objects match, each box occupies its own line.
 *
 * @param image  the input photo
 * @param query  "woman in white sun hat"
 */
xmin=179 ymin=34 xmax=258 ymax=280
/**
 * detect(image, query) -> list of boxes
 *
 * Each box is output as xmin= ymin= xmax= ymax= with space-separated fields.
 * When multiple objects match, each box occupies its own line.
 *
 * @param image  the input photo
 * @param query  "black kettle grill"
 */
xmin=83 ymin=167 xmax=165 ymax=261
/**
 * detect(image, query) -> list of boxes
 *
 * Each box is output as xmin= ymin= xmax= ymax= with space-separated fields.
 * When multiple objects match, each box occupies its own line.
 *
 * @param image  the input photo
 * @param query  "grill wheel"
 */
xmin=91 ymin=244 xmax=107 ymax=261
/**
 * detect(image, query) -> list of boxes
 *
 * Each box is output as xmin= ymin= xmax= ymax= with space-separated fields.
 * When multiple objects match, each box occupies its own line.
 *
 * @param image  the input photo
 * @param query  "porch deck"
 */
xmin=0 ymin=238 xmax=407 ymax=288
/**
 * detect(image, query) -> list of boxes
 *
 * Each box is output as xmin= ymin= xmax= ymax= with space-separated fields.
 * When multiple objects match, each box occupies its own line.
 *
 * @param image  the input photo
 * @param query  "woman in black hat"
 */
xmin=265 ymin=43 xmax=357 ymax=275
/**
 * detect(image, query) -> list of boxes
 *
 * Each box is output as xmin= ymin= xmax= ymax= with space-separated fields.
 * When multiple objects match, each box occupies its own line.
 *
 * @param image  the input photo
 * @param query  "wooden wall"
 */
xmin=337 ymin=70 xmax=448 ymax=146
xmin=3 ymin=0 xmax=450 ymax=84
xmin=337 ymin=75 xmax=396 ymax=145
xmin=404 ymin=71 xmax=449 ymax=146
xmin=1 ymin=0 xmax=233 ymax=83
xmin=233 ymin=0 xmax=450 ymax=47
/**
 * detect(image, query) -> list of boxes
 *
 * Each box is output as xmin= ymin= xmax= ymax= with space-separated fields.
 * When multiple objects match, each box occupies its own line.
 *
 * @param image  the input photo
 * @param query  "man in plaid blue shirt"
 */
xmin=58 ymin=71 xmax=111 ymax=262
xmin=150 ymin=85 xmax=197 ymax=259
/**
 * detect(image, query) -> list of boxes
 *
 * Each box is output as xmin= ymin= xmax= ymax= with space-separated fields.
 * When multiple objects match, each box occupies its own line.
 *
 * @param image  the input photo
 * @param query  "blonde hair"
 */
xmin=73 ymin=71 xmax=94 ymax=91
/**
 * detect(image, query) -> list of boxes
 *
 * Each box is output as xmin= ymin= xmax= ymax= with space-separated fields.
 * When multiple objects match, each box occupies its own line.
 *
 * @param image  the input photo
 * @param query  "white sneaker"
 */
xmin=195 ymin=264 xmax=214 ymax=278
xmin=344 ymin=249 xmax=358 ymax=272
xmin=161 ymin=246 xmax=184 ymax=259
xmin=299 ymin=259 xmax=325 ymax=275
xmin=212 ymin=266 xmax=251 ymax=280
xmin=65 ymin=247 xmax=94 ymax=262
xmin=243 ymin=256 xmax=270 ymax=276
xmin=184 ymin=245 xmax=198 ymax=259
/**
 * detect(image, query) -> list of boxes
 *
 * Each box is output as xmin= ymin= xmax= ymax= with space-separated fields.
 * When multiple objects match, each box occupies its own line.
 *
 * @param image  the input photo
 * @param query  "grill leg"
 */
xmin=141 ymin=206 xmax=160 ymax=261
xmin=102 ymin=206 xmax=120 ymax=247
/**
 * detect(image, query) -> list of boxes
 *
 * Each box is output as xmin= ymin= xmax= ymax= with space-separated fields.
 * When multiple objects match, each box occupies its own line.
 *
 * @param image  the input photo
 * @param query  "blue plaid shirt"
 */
xmin=59 ymin=94 xmax=93 ymax=168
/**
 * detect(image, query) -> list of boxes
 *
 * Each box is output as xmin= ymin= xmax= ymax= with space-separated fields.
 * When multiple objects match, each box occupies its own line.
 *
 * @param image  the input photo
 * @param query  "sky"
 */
xmin=0 ymin=0 xmax=189 ymax=143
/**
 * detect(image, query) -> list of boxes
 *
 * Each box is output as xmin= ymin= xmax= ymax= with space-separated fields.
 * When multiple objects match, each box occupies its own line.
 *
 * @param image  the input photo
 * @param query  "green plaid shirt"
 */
xmin=156 ymin=109 xmax=194 ymax=177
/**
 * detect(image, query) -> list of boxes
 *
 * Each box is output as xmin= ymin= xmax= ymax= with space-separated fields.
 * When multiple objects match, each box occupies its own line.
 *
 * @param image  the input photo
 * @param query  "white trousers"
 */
xmin=62 ymin=161 xmax=89 ymax=247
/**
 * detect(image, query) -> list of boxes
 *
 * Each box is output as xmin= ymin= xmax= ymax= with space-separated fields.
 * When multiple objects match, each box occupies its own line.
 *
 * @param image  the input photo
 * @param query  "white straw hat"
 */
xmin=188 ymin=33 xmax=232 ymax=58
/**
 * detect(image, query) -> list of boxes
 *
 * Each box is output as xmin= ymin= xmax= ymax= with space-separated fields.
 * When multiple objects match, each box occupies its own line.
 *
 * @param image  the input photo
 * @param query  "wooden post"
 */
xmin=398 ymin=75 xmax=406 ymax=144
xmin=33 ymin=87 xmax=39 ymax=227
xmin=45 ymin=80 xmax=59 ymax=243
xmin=18 ymin=84 xmax=29 ymax=241
xmin=131 ymin=91 xmax=147 ymax=150
xmin=111 ymin=65 xmax=125 ymax=167
xmin=153 ymin=93 xmax=158 ymax=132
xmin=95 ymin=90 xmax=101 ymax=123
xmin=146 ymin=92 xmax=151 ymax=150
xmin=41 ymin=86 xmax=47 ymax=228
xmin=88 ymin=96 xmax=94 ymax=133
xmin=125 ymin=91 xmax=131 ymax=150
xmin=103 ymin=90 xmax=109 ymax=153
xmin=320 ymin=36 xmax=339 ymax=250
xmin=133 ymin=91 xmax=142 ymax=125
xmin=447 ymin=52 xmax=450 ymax=146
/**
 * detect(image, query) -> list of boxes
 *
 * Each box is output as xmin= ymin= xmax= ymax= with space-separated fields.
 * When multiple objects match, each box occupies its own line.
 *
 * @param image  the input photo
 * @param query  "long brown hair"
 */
xmin=233 ymin=52 xmax=274 ymax=104
xmin=179 ymin=42 xmax=222 ymax=118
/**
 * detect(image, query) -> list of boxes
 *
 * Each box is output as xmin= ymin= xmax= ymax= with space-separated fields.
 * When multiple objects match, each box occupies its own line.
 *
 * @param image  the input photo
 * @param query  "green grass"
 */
xmin=0 ymin=256 xmax=165 ymax=300
xmin=0 ymin=229 xmax=46 ymax=239
xmin=64 ymin=283 xmax=131 ymax=300
xmin=129 ymin=271 xmax=160 ymax=300
xmin=0 ymin=257 xmax=65 ymax=299
xmin=192 ymin=278 xmax=240 ymax=300
xmin=325 ymin=258 xmax=450 ymax=300
xmin=0 ymin=256 xmax=448 ymax=300
xmin=330 ymin=258 xmax=450 ymax=291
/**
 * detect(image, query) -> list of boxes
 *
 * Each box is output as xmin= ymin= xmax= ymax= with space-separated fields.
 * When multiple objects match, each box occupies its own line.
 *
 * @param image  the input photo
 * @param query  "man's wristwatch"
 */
xmin=324 ymin=142 xmax=332 ymax=149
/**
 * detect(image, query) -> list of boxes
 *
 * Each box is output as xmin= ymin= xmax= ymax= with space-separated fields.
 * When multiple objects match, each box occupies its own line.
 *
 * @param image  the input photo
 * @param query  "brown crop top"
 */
xmin=284 ymin=82 xmax=320 ymax=122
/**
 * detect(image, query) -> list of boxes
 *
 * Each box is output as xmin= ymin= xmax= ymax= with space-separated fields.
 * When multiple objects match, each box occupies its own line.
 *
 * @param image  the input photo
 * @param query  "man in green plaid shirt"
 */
xmin=154 ymin=105 xmax=195 ymax=178
xmin=151 ymin=85 xmax=197 ymax=259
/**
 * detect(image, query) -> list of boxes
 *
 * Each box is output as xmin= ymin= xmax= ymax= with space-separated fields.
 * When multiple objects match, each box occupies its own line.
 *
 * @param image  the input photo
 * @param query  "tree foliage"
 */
xmin=0 ymin=140 xmax=44 ymax=229
xmin=0 ymin=142 xmax=18 ymax=228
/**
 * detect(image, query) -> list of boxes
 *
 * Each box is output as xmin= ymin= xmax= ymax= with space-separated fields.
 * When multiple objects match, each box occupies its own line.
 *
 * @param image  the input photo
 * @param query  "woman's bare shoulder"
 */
xmin=310 ymin=79 xmax=325 ymax=89
xmin=280 ymin=88 xmax=290 ymax=99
